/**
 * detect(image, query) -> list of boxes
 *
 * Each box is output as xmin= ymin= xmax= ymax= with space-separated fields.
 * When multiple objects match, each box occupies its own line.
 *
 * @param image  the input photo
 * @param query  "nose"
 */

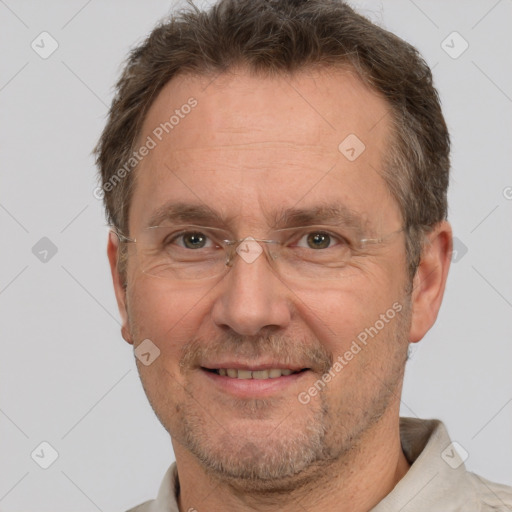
xmin=211 ymin=242 xmax=292 ymax=336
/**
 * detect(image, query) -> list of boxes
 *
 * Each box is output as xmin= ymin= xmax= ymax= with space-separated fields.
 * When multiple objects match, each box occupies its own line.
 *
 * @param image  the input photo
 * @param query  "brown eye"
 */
xmin=182 ymin=232 xmax=208 ymax=249
xmin=306 ymin=232 xmax=331 ymax=249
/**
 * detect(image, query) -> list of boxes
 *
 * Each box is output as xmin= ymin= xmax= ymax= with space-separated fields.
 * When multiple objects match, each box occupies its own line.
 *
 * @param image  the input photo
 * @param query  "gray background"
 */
xmin=1 ymin=0 xmax=511 ymax=510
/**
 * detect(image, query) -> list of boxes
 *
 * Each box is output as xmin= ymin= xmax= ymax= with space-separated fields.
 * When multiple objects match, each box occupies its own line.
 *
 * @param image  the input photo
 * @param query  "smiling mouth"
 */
xmin=203 ymin=368 xmax=309 ymax=380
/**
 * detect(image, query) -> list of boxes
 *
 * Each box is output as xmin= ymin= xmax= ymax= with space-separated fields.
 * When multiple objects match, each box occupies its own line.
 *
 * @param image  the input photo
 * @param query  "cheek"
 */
xmin=126 ymin=279 xmax=211 ymax=417
xmin=126 ymin=277 xmax=212 ymax=360
xmin=290 ymin=269 xmax=403 ymax=352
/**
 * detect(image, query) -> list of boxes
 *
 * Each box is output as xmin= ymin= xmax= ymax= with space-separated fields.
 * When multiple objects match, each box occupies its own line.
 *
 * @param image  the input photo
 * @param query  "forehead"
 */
xmin=130 ymin=67 xmax=400 ymax=233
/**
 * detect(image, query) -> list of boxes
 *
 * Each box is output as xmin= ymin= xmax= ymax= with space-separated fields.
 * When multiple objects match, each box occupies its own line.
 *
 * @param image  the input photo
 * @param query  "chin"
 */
xmin=178 ymin=410 xmax=344 ymax=493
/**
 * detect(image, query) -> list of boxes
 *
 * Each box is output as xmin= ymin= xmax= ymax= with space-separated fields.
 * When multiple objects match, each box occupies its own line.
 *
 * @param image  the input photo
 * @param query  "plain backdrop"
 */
xmin=1 ymin=0 xmax=511 ymax=510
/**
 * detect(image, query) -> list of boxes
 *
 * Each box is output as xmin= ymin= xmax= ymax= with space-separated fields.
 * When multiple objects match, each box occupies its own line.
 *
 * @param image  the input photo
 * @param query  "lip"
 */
xmin=200 ymin=367 xmax=310 ymax=398
xmin=201 ymin=362 xmax=307 ymax=372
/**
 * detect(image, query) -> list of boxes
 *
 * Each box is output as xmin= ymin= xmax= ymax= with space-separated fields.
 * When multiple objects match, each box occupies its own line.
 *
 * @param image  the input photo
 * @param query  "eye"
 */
xmin=296 ymin=231 xmax=342 ymax=250
xmin=172 ymin=231 xmax=214 ymax=249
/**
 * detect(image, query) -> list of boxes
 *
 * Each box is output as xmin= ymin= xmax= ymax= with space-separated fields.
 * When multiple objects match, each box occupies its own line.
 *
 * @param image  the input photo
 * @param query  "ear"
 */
xmin=107 ymin=231 xmax=134 ymax=345
xmin=409 ymin=221 xmax=452 ymax=343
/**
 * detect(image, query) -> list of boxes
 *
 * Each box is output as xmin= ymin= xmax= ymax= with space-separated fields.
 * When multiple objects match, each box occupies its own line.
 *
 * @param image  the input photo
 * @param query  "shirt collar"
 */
xmin=370 ymin=417 xmax=475 ymax=511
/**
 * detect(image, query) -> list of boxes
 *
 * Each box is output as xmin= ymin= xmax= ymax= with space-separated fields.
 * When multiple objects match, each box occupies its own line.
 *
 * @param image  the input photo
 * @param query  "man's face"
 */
xmin=116 ymin=68 xmax=413 ymax=488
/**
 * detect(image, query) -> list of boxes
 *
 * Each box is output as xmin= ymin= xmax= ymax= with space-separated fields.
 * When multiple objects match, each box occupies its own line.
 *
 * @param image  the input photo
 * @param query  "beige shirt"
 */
xmin=127 ymin=417 xmax=512 ymax=511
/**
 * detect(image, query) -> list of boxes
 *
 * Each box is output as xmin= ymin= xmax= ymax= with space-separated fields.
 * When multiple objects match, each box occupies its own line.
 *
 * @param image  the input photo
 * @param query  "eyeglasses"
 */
xmin=114 ymin=223 xmax=403 ymax=281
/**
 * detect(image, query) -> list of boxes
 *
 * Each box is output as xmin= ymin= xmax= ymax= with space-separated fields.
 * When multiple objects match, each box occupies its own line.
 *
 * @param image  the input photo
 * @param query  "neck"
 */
xmin=174 ymin=412 xmax=410 ymax=512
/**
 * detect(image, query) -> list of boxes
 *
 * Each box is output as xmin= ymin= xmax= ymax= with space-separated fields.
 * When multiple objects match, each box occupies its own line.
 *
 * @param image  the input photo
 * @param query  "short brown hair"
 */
xmin=95 ymin=0 xmax=450 ymax=279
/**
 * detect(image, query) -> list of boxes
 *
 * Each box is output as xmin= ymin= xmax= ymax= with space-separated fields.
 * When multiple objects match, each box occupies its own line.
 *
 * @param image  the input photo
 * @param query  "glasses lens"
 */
xmin=268 ymin=227 xmax=354 ymax=280
xmin=135 ymin=225 xmax=229 ymax=280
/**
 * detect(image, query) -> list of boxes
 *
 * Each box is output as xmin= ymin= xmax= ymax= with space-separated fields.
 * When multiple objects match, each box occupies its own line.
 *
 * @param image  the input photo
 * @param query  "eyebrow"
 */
xmin=272 ymin=204 xmax=368 ymax=234
xmin=146 ymin=201 xmax=369 ymax=233
xmin=146 ymin=202 xmax=227 ymax=228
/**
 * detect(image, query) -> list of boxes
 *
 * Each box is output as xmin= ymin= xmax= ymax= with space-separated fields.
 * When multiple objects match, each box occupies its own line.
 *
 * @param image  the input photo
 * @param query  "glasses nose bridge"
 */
xmin=225 ymin=236 xmax=280 ymax=268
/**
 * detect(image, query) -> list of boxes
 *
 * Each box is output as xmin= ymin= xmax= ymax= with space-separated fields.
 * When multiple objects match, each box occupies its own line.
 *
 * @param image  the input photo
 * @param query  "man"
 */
xmin=95 ymin=0 xmax=512 ymax=510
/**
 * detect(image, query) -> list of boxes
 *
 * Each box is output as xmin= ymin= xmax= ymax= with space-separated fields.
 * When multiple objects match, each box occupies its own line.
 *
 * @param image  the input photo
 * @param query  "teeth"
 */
xmin=216 ymin=368 xmax=300 ymax=379
xmin=252 ymin=370 xmax=269 ymax=379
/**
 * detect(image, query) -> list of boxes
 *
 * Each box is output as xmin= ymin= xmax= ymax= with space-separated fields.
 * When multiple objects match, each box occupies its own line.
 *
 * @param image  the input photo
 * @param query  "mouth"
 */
xmin=199 ymin=359 xmax=312 ymax=399
xmin=199 ymin=365 xmax=311 ymax=398
xmin=203 ymin=367 xmax=309 ymax=379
